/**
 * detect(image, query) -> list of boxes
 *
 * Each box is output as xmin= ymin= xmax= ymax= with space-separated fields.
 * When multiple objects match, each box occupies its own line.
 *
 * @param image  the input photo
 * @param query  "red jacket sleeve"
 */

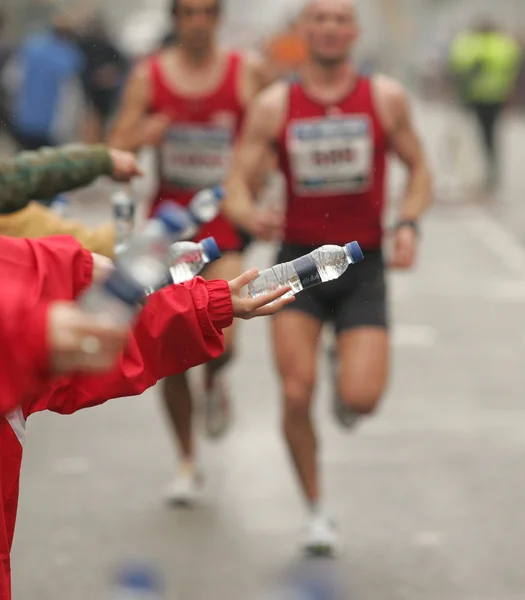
xmin=0 ymin=235 xmax=93 ymax=416
xmin=28 ymin=277 xmax=234 ymax=417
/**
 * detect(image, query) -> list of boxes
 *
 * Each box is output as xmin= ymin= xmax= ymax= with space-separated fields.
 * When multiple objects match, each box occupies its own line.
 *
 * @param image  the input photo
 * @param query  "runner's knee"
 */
xmin=338 ymin=379 xmax=384 ymax=415
xmin=283 ymin=374 xmax=315 ymax=419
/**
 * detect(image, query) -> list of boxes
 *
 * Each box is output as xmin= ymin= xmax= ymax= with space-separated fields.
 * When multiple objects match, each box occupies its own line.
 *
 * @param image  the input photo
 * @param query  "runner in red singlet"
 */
xmin=108 ymin=0 xmax=275 ymax=505
xmin=225 ymin=0 xmax=432 ymax=555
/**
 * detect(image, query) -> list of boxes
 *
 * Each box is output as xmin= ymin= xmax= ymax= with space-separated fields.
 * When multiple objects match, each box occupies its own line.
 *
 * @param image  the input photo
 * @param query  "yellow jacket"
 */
xmin=0 ymin=201 xmax=115 ymax=258
xmin=450 ymin=31 xmax=522 ymax=103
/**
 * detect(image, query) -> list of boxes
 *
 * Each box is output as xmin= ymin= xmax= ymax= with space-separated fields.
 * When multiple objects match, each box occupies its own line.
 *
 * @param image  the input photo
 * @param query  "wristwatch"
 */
xmin=394 ymin=219 xmax=420 ymax=236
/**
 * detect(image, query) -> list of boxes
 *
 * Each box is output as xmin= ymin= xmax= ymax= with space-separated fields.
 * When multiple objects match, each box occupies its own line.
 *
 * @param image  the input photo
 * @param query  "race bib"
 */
xmin=160 ymin=125 xmax=234 ymax=189
xmin=287 ymin=115 xmax=374 ymax=196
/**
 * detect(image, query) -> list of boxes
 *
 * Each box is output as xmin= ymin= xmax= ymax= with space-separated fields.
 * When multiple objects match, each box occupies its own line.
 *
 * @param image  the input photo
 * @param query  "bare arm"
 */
xmin=107 ymin=62 xmax=169 ymax=151
xmin=225 ymin=82 xmax=287 ymax=239
xmin=374 ymin=76 xmax=433 ymax=268
xmin=375 ymin=76 xmax=433 ymax=222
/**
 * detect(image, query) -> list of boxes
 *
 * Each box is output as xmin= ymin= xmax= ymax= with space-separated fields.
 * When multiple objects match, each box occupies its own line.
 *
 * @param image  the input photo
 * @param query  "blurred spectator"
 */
xmin=449 ymin=18 xmax=522 ymax=191
xmin=0 ymin=9 xmax=13 ymax=137
xmin=7 ymin=5 xmax=85 ymax=151
xmin=0 ymin=144 xmax=137 ymax=214
xmin=77 ymin=15 xmax=129 ymax=143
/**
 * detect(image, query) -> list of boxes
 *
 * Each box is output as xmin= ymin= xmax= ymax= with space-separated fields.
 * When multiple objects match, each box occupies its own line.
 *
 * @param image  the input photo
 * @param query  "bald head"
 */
xmin=300 ymin=0 xmax=359 ymax=66
xmin=303 ymin=0 xmax=356 ymax=17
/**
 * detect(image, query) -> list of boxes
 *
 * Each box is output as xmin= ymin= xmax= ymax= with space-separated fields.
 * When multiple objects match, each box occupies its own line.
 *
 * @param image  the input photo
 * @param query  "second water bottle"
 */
xmin=247 ymin=242 xmax=364 ymax=299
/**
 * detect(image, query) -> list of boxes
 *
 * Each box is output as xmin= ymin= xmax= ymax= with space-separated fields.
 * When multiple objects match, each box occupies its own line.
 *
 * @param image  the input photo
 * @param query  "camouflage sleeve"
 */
xmin=0 ymin=144 xmax=113 ymax=214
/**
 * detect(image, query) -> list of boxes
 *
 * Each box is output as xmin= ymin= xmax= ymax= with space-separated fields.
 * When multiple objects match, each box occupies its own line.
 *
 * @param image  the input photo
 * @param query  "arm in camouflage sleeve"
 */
xmin=0 ymin=144 xmax=113 ymax=215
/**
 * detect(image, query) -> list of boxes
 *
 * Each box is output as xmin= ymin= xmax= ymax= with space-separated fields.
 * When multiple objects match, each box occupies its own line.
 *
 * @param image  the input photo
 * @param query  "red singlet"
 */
xmin=279 ymin=77 xmax=388 ymax=249
xmin=148 ymin=52 xmax=245 ymax=251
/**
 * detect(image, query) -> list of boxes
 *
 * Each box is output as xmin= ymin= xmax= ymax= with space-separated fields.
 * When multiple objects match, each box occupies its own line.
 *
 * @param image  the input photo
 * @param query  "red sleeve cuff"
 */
xmin=76 ymin=249 xmax=94 ymax=297
xmin=206 ymin=280 xmax=234 ymax=331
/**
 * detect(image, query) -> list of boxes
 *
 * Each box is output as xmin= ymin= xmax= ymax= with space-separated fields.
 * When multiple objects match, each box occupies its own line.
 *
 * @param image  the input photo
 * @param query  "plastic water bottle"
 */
xmin=112 ymin=189 xmax=136 ymax=254
xmin=169 ymin=237 xmax=222 ymax=284
xmin=143 ymin=237 xmax=222 ymax=295
xmin=108 ymin=564 xmax=164 ymax=600
xmin=81 ymin=203 xmax=191 ymax=325
xmin=176 ymin=186 xmax=226 ymax=240
xmin=247 ymin=242 xmax=364 ymax=299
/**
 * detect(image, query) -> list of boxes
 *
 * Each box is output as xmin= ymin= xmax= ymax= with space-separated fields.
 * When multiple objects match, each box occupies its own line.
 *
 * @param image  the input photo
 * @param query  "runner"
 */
xmin=108 ymin=0 xmax=274 ymax=504
xmin=225 ymin=0 xmax=432 ymax=555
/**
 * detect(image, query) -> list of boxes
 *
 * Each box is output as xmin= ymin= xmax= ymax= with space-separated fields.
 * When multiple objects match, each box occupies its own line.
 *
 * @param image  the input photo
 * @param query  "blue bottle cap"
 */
xmin=200 ymin=237 xmax=221 ymax=263
xmin=154 ymin=202 xmax=193 ymax=236
xmin=103 ymin=267 xmax=144 ymax=306
xmin=211 ymin=185 xmax=225 ymax=201
xmin=345 ymin=241 xmax=364 ymax=264
xmin=115 ymin=565 xmax=163 ymax=592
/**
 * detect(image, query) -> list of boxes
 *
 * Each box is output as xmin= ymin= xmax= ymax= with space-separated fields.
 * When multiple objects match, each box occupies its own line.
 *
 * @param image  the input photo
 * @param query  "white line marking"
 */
xmin=391 ymin=325 xmax=437 ymax=348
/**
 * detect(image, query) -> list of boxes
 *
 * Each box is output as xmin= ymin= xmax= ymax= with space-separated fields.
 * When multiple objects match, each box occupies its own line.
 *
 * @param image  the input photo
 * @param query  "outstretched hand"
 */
xmin=108 ymin=149 xmax=143 ymax=181
xmin=228 ymin=268 xmax=294 ymax=319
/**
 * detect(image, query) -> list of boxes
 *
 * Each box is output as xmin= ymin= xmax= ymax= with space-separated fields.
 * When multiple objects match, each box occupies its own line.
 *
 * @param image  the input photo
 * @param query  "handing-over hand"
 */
xmin=108 ymin=149 xmax=143 ymax=182
xmin=49 ymin=302 xmax=128 ymax=375
xmin=228 ymin=268 xmax=294 ymax=319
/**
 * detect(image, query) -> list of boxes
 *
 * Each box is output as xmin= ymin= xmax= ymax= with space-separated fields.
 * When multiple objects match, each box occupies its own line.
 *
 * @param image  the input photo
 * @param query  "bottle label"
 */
xmin=293 ymin=255 xmax=322 ymax=289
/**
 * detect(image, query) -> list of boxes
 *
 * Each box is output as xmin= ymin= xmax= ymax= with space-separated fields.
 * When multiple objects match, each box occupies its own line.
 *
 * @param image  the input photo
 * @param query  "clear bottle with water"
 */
xmin=176 ymin=186 xmax=225 ymax=240
xmin=169 ymin=237 xmax=222 ymax=284
xmin=112 ymin=189 xmax=136 ymax=255
xmin=247 ymin=242 xmax=364 ymax=299
xmin=81 ymin=203 xmax=191 ymax=325
xmin=143 ymin=237 xmax=222 ymax=295
xmin=108 ymin=564 xmax=164 ymax=600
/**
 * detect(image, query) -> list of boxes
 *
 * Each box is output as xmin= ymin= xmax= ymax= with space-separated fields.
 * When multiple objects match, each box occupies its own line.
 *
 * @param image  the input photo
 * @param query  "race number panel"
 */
xmin=287 ymin=115 xmax=374 ymax=196
xmin=160 ymin=125 xmax=234 ymax=189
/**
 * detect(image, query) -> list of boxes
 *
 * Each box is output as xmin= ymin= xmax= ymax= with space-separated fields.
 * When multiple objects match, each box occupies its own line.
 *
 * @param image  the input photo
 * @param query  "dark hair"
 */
xmin=171 ymin=0 xmax=222 ymax=16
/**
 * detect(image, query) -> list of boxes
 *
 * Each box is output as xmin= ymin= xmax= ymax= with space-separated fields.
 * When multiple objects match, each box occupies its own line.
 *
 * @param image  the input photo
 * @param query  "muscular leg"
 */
xmin=273 ymin=311 xmax=322 ymax=504
xmin=162 ymin=373 xmax=194 ymax=460
xmin=336 ymin=327 xmax=389 ymax=417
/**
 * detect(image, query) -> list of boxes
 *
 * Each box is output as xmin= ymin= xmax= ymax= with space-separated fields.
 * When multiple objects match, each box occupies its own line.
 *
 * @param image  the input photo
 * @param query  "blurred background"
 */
xmin=2 ymin=0 xmax=525 ymax=598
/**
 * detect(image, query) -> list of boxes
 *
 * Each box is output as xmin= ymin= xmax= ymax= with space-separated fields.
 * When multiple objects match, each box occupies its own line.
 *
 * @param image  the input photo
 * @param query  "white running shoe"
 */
xmin=302 ymin=514 xmax=341 ymax=558
xmin=165 ymin=467 xmax=201 ymax=507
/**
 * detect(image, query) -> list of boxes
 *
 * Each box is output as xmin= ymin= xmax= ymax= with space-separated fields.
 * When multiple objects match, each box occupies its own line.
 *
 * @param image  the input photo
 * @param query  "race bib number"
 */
xmin=287 ymin=115 xmax=373 ymax=196
xmin=160 ymin=125 xmax=234 ymax=189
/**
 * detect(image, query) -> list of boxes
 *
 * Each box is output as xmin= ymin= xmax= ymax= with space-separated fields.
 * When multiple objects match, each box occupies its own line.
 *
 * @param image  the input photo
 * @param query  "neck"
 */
xmin=178 ymin=44 xmax=217 ymax=68
xmin=305 ymin=58 xmax=354 ymax=86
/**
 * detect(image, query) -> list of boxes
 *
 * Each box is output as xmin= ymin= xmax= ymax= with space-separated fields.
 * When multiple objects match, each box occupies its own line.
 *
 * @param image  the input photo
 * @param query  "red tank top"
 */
xmin=148 ymin=52 xmax=245 ymax=251
xmin=279 ymin=78 xmax=388 ymax=249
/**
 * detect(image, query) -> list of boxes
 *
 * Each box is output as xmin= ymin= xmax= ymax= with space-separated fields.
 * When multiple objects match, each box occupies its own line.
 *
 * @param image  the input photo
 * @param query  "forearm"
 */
xmin=224 ymin=175 xmax=258 ymax=232
xmin=398 ymin=160 xmax=433 ymax=221
xmin=0 ymin=144 xmax=113 ymax=213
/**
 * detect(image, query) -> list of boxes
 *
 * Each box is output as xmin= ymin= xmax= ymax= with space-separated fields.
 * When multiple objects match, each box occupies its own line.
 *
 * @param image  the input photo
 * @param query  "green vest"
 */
xmin=450 ymin=31 xmax=522 ymax=103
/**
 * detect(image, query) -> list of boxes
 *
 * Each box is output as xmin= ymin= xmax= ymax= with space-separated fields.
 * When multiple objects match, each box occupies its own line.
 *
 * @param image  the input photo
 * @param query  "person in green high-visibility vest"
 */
xmin=449 ymin=18 xmax=523 ymax=192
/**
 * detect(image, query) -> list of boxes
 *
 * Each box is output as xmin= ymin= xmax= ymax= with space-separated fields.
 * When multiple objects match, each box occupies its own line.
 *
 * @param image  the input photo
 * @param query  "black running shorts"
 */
xmin=274 ymin=243 xmax=388 ymax=333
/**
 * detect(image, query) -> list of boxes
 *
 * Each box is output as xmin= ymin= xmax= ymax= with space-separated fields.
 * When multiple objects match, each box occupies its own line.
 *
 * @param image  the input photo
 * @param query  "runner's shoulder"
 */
xmin=372 ymin=74 xmax=409 ymax=105
xmin=371 ymin=74 xmax=411 ymax=128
